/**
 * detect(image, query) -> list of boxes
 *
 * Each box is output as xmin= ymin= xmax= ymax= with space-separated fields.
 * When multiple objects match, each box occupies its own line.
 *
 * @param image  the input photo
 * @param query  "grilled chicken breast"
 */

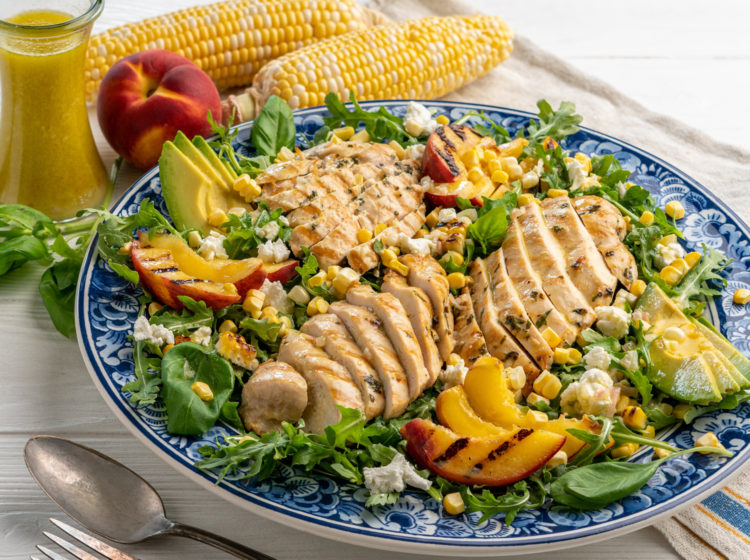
xmin=381 ymin=271 xmax=442 ymax=384
xmin=329 ymin=301 xmax=411 ymax=419
xmin=514 ymin=203 xmax=596 ymax=330
xmin=572 ymin=195 xmax=638 ymax=288
xmin=301 ymin=313 xmax=385 ymax=420
xmin=502 ymin=219 xmax=577 ymax=345
xmin=278 ymin=331 xmax=364 ymax=433
xmin=452 ymin=290 xmax=488 ymax=365
xmin=542 ymin=196 xmax=617 ymax=307
xmin=485 ymin=250 xmax=554 ymax=369
xmin=239 ymin=361 xmax=308 ymax=435
xmin=469 ymin=257 xmax=539 ymax=375
xmin=400 ymin=254 xmax=455 ymax=360
xmin=346 ymin=282 xmax=431 ymax=397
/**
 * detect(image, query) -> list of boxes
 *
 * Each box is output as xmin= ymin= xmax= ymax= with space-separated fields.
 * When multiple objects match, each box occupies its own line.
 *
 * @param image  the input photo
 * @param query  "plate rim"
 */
xmin=76 ymin=99 xmax=750 ymax=555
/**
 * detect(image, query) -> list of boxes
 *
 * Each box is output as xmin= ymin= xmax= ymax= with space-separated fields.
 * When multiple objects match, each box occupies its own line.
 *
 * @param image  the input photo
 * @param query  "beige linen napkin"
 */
xmin=365 ymin=0 xmax=750 ymax=558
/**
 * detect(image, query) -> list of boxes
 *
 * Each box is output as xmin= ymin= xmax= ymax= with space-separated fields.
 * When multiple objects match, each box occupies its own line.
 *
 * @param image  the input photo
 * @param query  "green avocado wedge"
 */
xmin=693 ymin=318 xmax=750 ymax=385
xmin=159 ymin=142 xmax=212 ymax=232
xmin=173 ymin=131 xmax=227 ymax=188
xmin=193 ymin=135 xmax=238 ymax=184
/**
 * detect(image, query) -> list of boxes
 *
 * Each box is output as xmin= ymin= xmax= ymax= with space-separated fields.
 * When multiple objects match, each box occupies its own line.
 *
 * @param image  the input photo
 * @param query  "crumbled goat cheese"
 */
xmin=439 ymin=357 xmax=468 ymax=389
xmin=595 ymin=305 xmax=631 ymax=339
xmin=620 ymin=349 xmax=639 ymax=372
xmin=133 ymin=316 xmax=174 ymax=347
xmin=398 ymin=233 xmax=433 ymax=256
xmin=183 ymin=362 xmax=196 ymax=379
xmin=533 ymin=158 xmax=545 ymax=176
xmin=403 ymin=102 xmax=439 ymax=137
xmin=278 ymin=215 xmax=289 ymax=226
xmin=256 ymin=220 xmax=280 ymax=241
xmin=420 ymin=175 xmax=434 ymax=190
xmin=566 ymin=158 xmax=587 ymax=191
xmin=363 ymin=453 xmax=432 ymax=494
xmin=617 ymin=181 xmax=628 ymax=199
xmin=404 ymin=143 xmax=425 ymax=160
xmin=438 ymin=207 xmax=457 ymax=223
xmin=655 ymin=241 xmax=686 ymax=269
xmin=191 ymin=326 xmax=212 ymax=346
xmin=583 ymin=346 xmax=611 ymax=371
xmin=260 ymin=279 xmax=293 ymax=314
xmin=614 ymin=288 xmax=638 ymax=310
xmin=198 ymin=231 xmax=228 ymax=260
xmin=257 ymin=239 xmax=290 ymax=264
xmin=560 ymin=367 xmax=616 ymax=417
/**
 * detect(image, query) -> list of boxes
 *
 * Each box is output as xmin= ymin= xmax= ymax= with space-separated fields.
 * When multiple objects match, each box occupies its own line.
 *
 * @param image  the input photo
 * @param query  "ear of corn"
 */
xmin=85 ymin=0 xmax=384 ymax=102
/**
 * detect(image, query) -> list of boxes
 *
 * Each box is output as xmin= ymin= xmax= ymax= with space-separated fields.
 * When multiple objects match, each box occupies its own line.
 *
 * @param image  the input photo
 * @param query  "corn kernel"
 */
xmin=191 ymin=381 xmax=214 ymax=402
xmin=615 ymin=395 xmax=631 ymax=415
xmin=147 ymin=302 xmax=163 ymax=316
xmin=162 ymin=343 xmax=174 ymax=354
xmin=443 ymin=492 xmax=465 ymax=515
xmin=547 ymin=188 xmax=569 ymax=198
xmin=405 ymin=120 xmax=424 ymax=137
xmin=734 ymin=288 xmax=750 ymax=305
xmin=446 ymin=353 xmax=462 ymax=367
xmin=387 ymin=259 xmax=410 ymax=277
xmin=653 ymin=447 xmax=672 ymax=459
xmin=670 ymin=258 xmax=688 ymax=275
xmin=308 ymin=271 xmax=328 ymax=289
xmin=306 ymin=296 xmax=329 ymax=316
xmin=332 ymin=126 xmax=354 ymax=140
xmin=527 ymin=392 xmax=550 ymax=408
xmin=665 ymin=200 xmax=685 ymax=220
xmin=546 ymin=450 xmax=568 ymax=468
xmin=518 ymin=193 xmax=536 ymax=207
xmin=487 ymin=158 xmax=502 ymax=175
xmin=332 ymin=267 xmax=360 ymax=296
xmin=208 ymin=209 xmax=228 ymax=228
xmin=351 ymin=129 xmax=370 ymax=143
xmin=381 ymin=248 xmax=398 ymax=265
xmin=506 ymin=366 xmax=526 ymax=391
xmin=187 ymin=230 xmax=202 ymax=248
xmin=242 ymin=289 xmax=265 ymax=318
xmin=356 ymin=228 xmax=373 ymax=243
xmin=462 ymin=148 xmax=481 ymax=168
xmin=639 ymin=211 xmax=655 ymax=226
xmin=261 ymin=306 xmax=280 ymax=322
xmin=489 ymin=169 xmax=508 ymax=185
xmin=389 ymin=246 xmax=401 ymax=257
xmin=574 ymin=152 xmax=592 ymax=173
xmin=514 ymin=389 xmax=524 ymax=403
xmin=554 ymin=347 xmax=570 ymax=364
xmin=672 ymin=403 xmax=692 ymax=420
xmin=622 ymin=405 xmax=648 ymax=430
xmin=374 ymin=223 xmax=387 ymax=236
xmin=611 ymin=443 xmax=639 ymax=458
xmin=533 ymin=370 xmax=562 ymax=400
xmin=568 ymin=348 xmax=582 ymax=364
xmin=425 ymin=209 xmax=441 ymax=229
xmin=521 ymin=171 xmax=539 ymax=190
xmin=232 ymin=174 xmax=261 ymax=201
xmin=218 ymin=320 xmax=237 ymax=334
xmin=436 ymin=114 xmax=450 ymax=126
xmin=442 ymin=251 xmax=464 ymax=266
xmin=278 ymin=315 xmax=294 ymax=337
xmin=659 ymin=234 xmax=677 ymax=246
xmin=388 ymin=140 xmax=405 ymax=160
xmin=685 ymin=252 xmax=701 ymax=268
xmin=541 ymin=327 xmax=562 ymax=348
xmin=630 ymin=279 xmax=647 ymax=298
xmin=642 ymin=425 xmax=656 ymax=438
xmin=288 ymin=284 xmax=311 ymax=306
xmin=467 ymin=166 xmax=484 ymax=184
xmin=447 ymin=272 xmax=466 ymax=290
xmin=659 ymin=265 xmax=682 ymax=285
xmin=326 ymin=265 xmax=341 ymax=281
xmin=695 ymin=432 xmax=725 ymax=453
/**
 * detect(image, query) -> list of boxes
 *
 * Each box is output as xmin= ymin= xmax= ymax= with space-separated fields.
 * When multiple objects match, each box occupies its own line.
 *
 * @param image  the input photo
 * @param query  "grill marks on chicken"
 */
xmin=239 ymin=361 xmax=308 ymax=435
xmin=452 ymin=290 xmax=488 ymax=365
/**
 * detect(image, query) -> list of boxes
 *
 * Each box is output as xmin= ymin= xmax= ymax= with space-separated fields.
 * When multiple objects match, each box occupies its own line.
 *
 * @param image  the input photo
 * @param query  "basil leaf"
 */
xmin=251 ymin=95 xmax=295 ymax=157
xmin=38 ymin=259 xmax=80 ymax=337
xmin=0 ymin=234 xmax=50 ymax=275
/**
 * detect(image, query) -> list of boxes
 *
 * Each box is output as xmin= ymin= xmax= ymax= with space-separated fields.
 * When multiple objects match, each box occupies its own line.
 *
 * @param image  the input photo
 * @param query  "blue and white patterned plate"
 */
xmin=76 ymin=101 xmax=750 ymax=556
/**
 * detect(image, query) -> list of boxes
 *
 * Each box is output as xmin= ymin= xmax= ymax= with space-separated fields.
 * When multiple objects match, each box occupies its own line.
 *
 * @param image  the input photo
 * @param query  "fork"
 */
xmin=32 ymin=518 xmax=140 ymax=560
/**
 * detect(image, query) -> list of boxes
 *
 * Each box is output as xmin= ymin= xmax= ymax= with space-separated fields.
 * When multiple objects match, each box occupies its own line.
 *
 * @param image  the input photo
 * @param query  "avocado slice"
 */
xmin=649 ymin=338 xmax=721 ymax=404
xmin=173 ymin=131 xmax=227 ymax=188
xmin=692 ymin=319 xmax=750 ymax=384
xmin=193 ymin=135 xmax=238 ymax=184
xmin=703 ymin=348 xmax=741 ymax=394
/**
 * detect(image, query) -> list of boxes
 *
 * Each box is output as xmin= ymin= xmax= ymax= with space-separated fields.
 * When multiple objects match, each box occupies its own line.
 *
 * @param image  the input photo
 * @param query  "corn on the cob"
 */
xmin=85 ymin=0 xmax=384 ymax=102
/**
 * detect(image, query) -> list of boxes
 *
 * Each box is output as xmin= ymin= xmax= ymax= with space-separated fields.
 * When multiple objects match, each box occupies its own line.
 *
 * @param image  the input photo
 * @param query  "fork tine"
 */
xmin=49 ymin=519 xmax=140 ymax=560
xmin=43 ymin=532 xmax=99 ymax=560
xmin=35 ymin=544 xmax=71 ymax=560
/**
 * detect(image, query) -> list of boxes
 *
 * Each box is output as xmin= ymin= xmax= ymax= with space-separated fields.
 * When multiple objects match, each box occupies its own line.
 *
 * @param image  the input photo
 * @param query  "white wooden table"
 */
xmin=2 ymin=1 xmax=748 ymax=558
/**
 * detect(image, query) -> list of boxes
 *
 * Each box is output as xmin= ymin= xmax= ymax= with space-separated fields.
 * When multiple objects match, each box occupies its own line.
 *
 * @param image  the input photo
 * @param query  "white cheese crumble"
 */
xmin=198 ymin=231 xmax=228 ymax=260
xmin=566 ymin=158 xmax=587 ymax=191
xmin=403 ymin=102 xmax=439 ymax=137
xmin=133 ymin=316 xmax=174 ymax=347
xmin=404 ymin=143 xmax=425 ymax=161
xmin=256 ymin=220 xmax=280 ymax=241
xmin=363 ymin=453 xmax=432 ymax=494
xmin=613 ymin=288 xmax=637 ymax=310
xmin=560 ymin=367 xmax=616 ymax=417
xmin=278 ymin=215 xmax=289 ymax=226
xmin=398 ymin=233 xmax=433 ymax=256
xmin=594 ymin=305 xmax=631 ymax=339
xmin=438 ymin=207 xmax=457 ymax=223
xmin=191 ymin=326 xmax=212 ymax=346
xmin=583 ymin=346 xmax=611 ymax=371
xmin=655 ymin=241 xmax=686 ymax=269
xmin=260 ymin=279 xmax=293 ymax=314
xmin=439 ymin=357 xmax=468 ymax=389
xmin=257 ymin=239 xmax=291 ymax=264
xmin=533 ymin=158 xmax=545 ymax=176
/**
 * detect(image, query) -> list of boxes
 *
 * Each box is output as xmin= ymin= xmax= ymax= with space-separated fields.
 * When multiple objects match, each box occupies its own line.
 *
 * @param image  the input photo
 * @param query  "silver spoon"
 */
xmin=24 ymin=435 xmax=275 ymax=560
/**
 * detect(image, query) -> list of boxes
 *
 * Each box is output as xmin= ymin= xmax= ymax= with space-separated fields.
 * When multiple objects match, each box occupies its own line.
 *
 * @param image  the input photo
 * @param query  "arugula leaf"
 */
xmin=150 ymin=296 xmax=214 ymax=335
xmin=295 ymin=247 xmax=335 ymax=300
xmin=461 ymin=482 xmax=534 ymax=525
xmin=580 ymin=329 xmax=622 ymax=353
xmin=525 ymin=100 xmax=583 ymax=145
xmin=673 ymin=245 xmax=730 ymax=308
xmin=322 ymin=92 xmax=414 ymax=146
xmin=365 ymin=492 xmax=401 ymax=508
xmin=452 ymin=111 xmax=511 ymax=145
xmin=251 ymin=95 xmax=296 ymax=158
xmin=239 ymin=316 xmax=282 ymax=343
xmin=683 ymin=390 xmax=750 ymax=424
xmin=121 ymin=338 xmax=162 ymax=406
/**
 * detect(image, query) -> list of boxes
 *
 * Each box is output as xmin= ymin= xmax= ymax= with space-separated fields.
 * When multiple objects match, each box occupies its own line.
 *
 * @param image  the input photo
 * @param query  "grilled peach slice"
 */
xmin=265 ymin=259 xmax=299 ymax=284
xmin=436 ymin=385 xmax=510 ymax=438
xmin=422 ymin=124 xmax=484 ymax=183
xmin=401 ymin=418 xmax=565 ymax=486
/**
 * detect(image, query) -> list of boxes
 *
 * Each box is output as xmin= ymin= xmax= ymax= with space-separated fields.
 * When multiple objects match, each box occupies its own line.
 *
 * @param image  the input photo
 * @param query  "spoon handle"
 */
xmin=165 ymin=523 xmax=276 ymax=560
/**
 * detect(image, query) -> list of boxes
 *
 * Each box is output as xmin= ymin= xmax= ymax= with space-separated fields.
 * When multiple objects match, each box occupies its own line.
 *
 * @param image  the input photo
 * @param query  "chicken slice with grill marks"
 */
xmin=515 ymin=203 xmax=596 ymax=330
xmin=381 ymin=271 xmax=442 ymax=384
xmin=572 ymin=195 xmax=639 ymax=289
xmin=239 ymin=360 xmax=307 ymax=435
xmin=329 ymin=301 xmax=411 ymax=419
xmin=542 ymin=196 xmax=618 ymax=307
xmin=346 ymin=282 xmax=431 ymax=397
xmin=301 ymin=313 xmax=385 ymax=420
xmin=452 ymin=289 xmax=488 ymax=365
xmin=502 ymin=219 xmax=577 ymax=346
xmin=468 ymin=257 xmax=539 ymax=376
xmin=485 ymin=249 xmax=554 ymax=370
xmin=400 ymin=254 xmax=455 ymax=360
xmin=348 ymin=206 xmax=426 ymax=274
xmin=277 ymin=331 xmax=364 ymax=433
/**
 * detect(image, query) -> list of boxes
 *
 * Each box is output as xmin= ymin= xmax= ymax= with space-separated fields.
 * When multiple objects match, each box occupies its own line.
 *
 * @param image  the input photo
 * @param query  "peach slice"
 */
xmin=265 ymin=259 xmax=299 ymax=284
xmin=436 ymin=385 xmax=510 ymax=438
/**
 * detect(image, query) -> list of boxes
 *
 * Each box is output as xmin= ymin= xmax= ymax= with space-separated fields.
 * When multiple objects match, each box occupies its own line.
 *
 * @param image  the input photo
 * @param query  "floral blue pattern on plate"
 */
xmin=76 ymin=101 xmax=750 ymax=555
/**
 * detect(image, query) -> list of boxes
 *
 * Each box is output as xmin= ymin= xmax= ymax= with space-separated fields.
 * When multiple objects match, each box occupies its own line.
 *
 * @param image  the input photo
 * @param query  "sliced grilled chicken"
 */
xmin=347 ymin=205 xmax=426 ymax=273
xmin=381 ymin=271 xmax=442 ymax=384
xmin=400 ymin=254 xmax=455 ymax=360
xmin=278 ymin=331 xmax=364 ymax=433
xmin=469 ymin=257 xmax=539 ymax=375
xmin=572 ymin=195 xmax=638 ymax=288
xmin=346 ymin=282 xmax=431 ymax=397
xmin=329 ymin=301 xmax=411 ymax=419
xmin=542 ymin=196 xmax=617 ymax=307
xmin=515 ymin=203 xmax=596 ymax=330
xmin=452 ymin=289 xmax=488 ymax=365
xmin=300 ymin=313 xmax=386 ymax=420
xmin=485 ymin=250 xmax=554 ymax=370
xmin=239 ymin=360 xmax=307 ymax=435
xmin=502 ymin=219 xmax=577 ymax=345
